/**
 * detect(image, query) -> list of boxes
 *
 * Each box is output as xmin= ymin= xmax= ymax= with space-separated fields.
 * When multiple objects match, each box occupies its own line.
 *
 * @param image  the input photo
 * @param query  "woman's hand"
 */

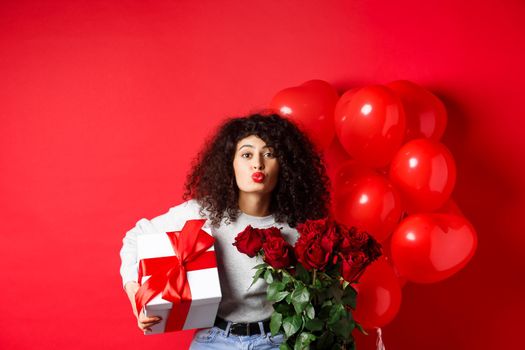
xmin=125 ymin=281 xmax=162 ymax=332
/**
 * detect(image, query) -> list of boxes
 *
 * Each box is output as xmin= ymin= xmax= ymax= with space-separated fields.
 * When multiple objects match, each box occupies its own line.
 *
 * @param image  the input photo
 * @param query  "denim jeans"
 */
xmin=189 ymin=323 xmax=285 ymax=350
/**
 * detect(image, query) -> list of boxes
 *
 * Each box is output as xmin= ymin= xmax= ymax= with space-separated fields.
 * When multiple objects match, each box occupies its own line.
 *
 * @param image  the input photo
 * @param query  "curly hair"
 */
xmin=182 ymin=113 xmax=331 ymax=228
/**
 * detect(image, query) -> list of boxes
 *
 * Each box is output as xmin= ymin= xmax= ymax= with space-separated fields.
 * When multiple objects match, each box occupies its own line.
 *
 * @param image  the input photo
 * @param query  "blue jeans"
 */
xmin=189 ymin=323 xmax=285 ymax=350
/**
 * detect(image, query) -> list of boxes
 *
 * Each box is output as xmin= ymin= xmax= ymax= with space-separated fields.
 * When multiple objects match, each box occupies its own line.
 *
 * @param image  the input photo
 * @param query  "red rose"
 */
xmin=261 ymin=226 xmax=283 ymax=239
xmin=339 ymin=251 xmax=368 ymax=283
xmin=321 ymin=222 xmax=341 ymax=252
xmin=295 ymin=234 xmax=329 ymax=271
xmin=262 ymin=235 xmax=294 ymax=269
xmin=294 ymin=218 xmax=340 ymax=271
xmin=339 ymin=226 xmax=370 ymax=254
xmin=297 ymin=218 xmax=332 ymax=239
xmin=232 ymin=225 xmax=264 ymax=257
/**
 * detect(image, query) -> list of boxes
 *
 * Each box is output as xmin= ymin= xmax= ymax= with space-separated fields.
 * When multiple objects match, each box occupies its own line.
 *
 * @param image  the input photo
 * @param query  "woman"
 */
xmin=120 ymin=113 xmax=331 ymax=349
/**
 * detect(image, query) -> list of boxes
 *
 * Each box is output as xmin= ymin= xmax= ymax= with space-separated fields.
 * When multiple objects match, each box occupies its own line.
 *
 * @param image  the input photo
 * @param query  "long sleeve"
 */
xmin=119 ymin=220 xmax=141 ymax=288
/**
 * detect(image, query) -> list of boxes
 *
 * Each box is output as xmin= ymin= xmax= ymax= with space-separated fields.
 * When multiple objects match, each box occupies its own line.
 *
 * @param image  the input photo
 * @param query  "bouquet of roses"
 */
xmin=233 ymin=218 xmax=382 ymax=350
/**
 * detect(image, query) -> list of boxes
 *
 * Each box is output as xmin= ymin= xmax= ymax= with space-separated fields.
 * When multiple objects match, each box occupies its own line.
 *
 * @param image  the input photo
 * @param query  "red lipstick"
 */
xmin=252 ymin=172 xmax=265 ymax=183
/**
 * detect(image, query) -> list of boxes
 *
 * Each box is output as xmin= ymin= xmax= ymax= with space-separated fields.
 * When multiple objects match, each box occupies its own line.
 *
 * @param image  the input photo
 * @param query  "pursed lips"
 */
xmin=251 ymin=172 xmax=265 ymax=183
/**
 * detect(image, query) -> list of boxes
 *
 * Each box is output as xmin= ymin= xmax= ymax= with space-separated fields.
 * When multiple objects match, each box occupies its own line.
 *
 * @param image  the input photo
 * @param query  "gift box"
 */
xmin=136 ymin=219 xmax=222 ymax=335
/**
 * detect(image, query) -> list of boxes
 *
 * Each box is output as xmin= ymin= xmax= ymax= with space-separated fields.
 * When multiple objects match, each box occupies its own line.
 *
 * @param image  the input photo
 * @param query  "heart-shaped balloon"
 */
xmin=387 ymin=80 xmax=448 ymax=142
xmin=389 ymin=138 xmax=456 ymax=212
xmin=334 ymin=87 xmax=360 ymax=139
xmin=381 ymin=237 xmax=408 ymax=288
xmin=323 ymin=138 xmax=351 ymax=187
xmin=435 ymin=198 xmax=463 ymax=216
xmin=353 ymin=257 xmax=402 ymax=329
xmin=333 ymin=172 xmax=403 ymax=242
xmin=270 ymin=79 xmax=338 ymax=150
xmin=331 ymin=159 xmax=377 ymax=192
xmin=334 ymin=85 xmax=406 ymax=168
xmin=390 ymin=213 xmax=477 ymax=283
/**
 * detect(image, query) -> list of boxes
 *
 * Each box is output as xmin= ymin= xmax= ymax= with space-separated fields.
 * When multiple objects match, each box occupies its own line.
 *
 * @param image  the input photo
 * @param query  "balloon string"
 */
xmin=376 ymin=327 xmax=386 ymax=350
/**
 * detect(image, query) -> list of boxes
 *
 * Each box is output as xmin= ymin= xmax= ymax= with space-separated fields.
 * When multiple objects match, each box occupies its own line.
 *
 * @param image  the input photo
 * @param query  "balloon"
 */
xmin=334 ymin=87 xmax=360 ymax=139
xmin=387 ymin=80 xmax=448 ymax=142
xmin=270 ymin=80 xmax=338 ymax=151
xmin=334 ymin=85 xmax=406 ymax=168
xmin=331 ymin=159 xmax=377 ymax=192
xmin=323 ymin=138 xmax=351 ymax=186
xmin=435 ymin=198 xmax=463 ymax=216
xmin=389 ymin=138 xmax=456 ymax=212
xmin=333 ymin=172 xmax=403 ymax=242
xmin=381 ymin=237 xmax=408 ymax=287
xmin=330 ymin=159 xmax=376 ymax=218
xmin=353 ymin=257 xmax=402 ymax=329
xmin=390 ymin=213 xmax=477 ymax=283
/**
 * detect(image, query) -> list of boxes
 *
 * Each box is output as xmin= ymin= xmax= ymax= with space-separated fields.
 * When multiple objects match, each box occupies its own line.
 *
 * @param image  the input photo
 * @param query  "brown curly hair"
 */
xmin=182 ymin=113 xmax=331 ymax=228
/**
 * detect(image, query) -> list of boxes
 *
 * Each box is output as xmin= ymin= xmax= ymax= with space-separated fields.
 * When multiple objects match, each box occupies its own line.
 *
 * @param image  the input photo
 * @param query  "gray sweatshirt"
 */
xmin=119 ymin=199 xmax=299 ymax=323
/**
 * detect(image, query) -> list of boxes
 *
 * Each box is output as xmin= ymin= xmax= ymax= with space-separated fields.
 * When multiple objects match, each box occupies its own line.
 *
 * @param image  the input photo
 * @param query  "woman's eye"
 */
xmin=241 ymin=153 xmax=251 ymax=158
xmin=264 ymin=152 xmax=275 ymax=158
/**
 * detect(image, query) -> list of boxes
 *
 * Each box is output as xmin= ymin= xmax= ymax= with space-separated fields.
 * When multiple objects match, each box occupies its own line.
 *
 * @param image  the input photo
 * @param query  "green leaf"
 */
xmin=291 ymin=285 xmax=310 ymax=313
xmin=305 ymin=318 xmax=323 ymax=332
xmin=285 ymin=292 xmax=293 ymax=304
xmin=253 ymin=263 xmax=267 ymax=270
xmin=355 ymin=322 xmax=368 ymax=336
xmin=328 ymin=284 xmax=344 ymax=302
xmin=269 ymin=281 xmax=285 ymax=294
xmin=267 ymin=290 xmax=289 ymax=303
xmin=270 ymin=312 xmax=283 ymax=336
xmin=268 ymin=282 xmax=289 ymax=302
xmin=342 ymin=285 xmax=357 ymax=308
xmin=276 ymin=291 xmax=291 ymax=302
xmin=321 ymin=300 xmax=333 ymax=308
xmin=283 ymin=314 xmax=302 ymax=337
xmin=274 ymin=302 xmax=294 ymax=315
xmin=282 ymin=271 xmax=293 ymax=285
xmin=264 ymin=269 xmax=274 ymax=284
xmin=249 ymin=267 xmax=266 ymax=288
xmin=319 ymin=301 xmax=332 ymax=319
xmin=295 ymin=264 xmax=311 ymax=284
xmin=305 ymin=304 xmax=315 ymax=319
xmin=294 ymin=332 xmax=316 ymax=350
xmin=333 ymin=313 xmax=355 ymax=340
xmin=327 ymin=303 xmax=346 ymax=326
xmin=279 ymin=344 xmax=292 ymax=350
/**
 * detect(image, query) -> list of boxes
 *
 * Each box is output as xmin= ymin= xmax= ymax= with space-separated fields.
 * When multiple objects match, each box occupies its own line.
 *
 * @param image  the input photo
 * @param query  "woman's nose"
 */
xmin=252 ymin=162 xmax=264 ymax=170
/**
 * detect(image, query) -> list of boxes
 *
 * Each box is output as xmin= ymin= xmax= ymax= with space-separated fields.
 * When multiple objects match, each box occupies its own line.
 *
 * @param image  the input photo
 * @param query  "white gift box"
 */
xmin=136 ymin=223 xmax=222 ymax=335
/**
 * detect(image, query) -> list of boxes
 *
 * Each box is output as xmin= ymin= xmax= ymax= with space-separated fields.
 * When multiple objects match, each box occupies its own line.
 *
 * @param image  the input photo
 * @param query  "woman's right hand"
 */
xmin=125 ymin=281 xmax=162 ymax=332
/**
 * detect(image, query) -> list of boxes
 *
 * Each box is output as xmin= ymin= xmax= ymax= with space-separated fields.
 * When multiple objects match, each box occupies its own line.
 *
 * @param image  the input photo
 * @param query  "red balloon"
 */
xmin=334 ymin=87 xmax=360 ymax=139
xmin=381 ymin=237 xmax=408 ymax=287
xmin=335 ymin=85 xmax=406 ymax=168
xmin=390 ymin=213 xmax=477 ymax=283
xmin=334 ymin=172 xmax=403 ymax=242
xmin=323 ymin=138 xmax=351 ymax=186
xmin=270 ymin=80 xmax=338 ymax=150
xmin=387 ymin=80 xmax=448 ymax=142
xmin=330 ymin=159 xmax=376 ymax=217
xmin=435 ymin=198 xmax=463 ymax=216
xmin=389 ymin=138 xmax=456 ymax=212
xmin=353 ymin=257 xmax=402 ymax=329
xmin=331 ymin=159 xmax=376 ymax=192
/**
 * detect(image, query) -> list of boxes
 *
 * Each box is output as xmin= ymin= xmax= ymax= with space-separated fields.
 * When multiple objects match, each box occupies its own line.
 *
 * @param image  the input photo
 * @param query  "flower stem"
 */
xmin=312 ymin=269 xmax=317 ymax=286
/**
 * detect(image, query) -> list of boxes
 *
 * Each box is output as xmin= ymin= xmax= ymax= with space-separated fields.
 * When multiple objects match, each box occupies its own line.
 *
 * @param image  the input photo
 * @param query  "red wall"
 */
xmin=1 ymin=0 xmax=524 ymax=349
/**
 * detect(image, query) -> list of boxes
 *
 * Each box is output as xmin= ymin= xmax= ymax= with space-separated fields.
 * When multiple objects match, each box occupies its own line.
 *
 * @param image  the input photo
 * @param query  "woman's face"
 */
xmin=233 ymin=135 xmax=279 ymax=195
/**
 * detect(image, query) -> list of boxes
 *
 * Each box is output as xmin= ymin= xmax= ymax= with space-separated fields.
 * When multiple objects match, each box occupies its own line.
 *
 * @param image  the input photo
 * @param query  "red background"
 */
xmin=1 ymin=0 xmax=524 ymax=349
